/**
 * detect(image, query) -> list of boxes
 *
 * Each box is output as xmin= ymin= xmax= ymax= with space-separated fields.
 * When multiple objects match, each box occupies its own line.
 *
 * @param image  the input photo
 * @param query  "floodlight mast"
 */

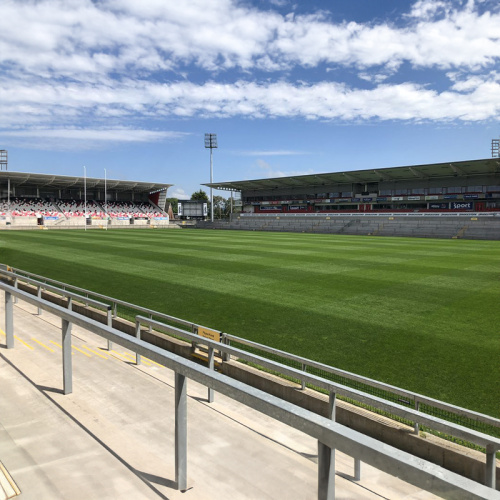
xmin=204 ymin=133 xmax=218 ymax=222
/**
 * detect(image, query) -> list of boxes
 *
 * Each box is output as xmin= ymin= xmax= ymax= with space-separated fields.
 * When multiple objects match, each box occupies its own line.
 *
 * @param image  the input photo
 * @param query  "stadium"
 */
xmin=1 ymin=156 xmax=499 ymax=498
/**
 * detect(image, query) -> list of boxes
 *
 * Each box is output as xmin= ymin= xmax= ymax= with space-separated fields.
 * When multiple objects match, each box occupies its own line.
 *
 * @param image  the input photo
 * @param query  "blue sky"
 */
xmin=0 ymin=0 xmax=499 ymax=199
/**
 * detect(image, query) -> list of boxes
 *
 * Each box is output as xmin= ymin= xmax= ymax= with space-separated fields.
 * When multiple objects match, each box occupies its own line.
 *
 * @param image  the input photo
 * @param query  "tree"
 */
xmin=191 ymin=189 xmax=209 ymax=201
xmin=166 ymin=198 xmax=178 ymax=214
xmin=213 ymin=195 xmax=226 ymax=219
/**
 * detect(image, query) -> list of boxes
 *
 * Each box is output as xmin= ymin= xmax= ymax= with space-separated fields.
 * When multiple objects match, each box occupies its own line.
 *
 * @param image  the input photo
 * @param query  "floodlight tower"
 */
xmin=204 ymin=133 xmax=218 ymax=222
xmin=492 ymin=137 xmax=500 ymax=158
xmin=0 ymin=150 xmax=7 ymax=171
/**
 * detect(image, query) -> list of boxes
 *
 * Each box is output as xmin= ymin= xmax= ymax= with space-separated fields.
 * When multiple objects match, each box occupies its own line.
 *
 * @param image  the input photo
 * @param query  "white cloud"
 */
xmin=0 ymin=127 xmax=189 ymax=150
xmin=255 ymin=159 xmax=315 ymax=178
xmin=0 ymin=0 xmax=499 ymax=139
xmin=235 ymin=150 xmax=309 ymax=156
xmin=0 ymin=0 xmax=499 ymax=79
xmin=169 ymin=187 xmax=188 ymax=199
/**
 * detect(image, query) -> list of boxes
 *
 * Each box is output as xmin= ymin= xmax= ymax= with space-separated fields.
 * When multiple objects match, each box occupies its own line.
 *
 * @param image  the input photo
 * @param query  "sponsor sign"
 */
xmin=203 ymin=203 xmax=208 ymax=217
xmin=153 ymin=217 xmax=169 ymax=220
xmin=336 ymin=198 xmax=351 ymax=202
xmin=117 ymin=217 xmax=129 ymax=220
xmin=425 ymin=195 xmax=439 ymax=200
xmin=392 ymin=196 xmax=404 ymax=201
xmin=44 ymin=216 xmax=59 ymax=220
xmin=351 ymin=198 xmax=360 ymax=202
xmin=260 ymin=205 xmax=281 ymax=211
xmin=408 ymin=196 xmax=421 ymax=201
xmin=444 ymin=195 xmax=458 ymax=199
xmin=376 ymin=197 xmax=388 ymax=201
xmin=362 ymin=197 xmax=373 ymax=202
xmin=289 ymin=206 xmax=306 ymax=210
xmin=464 ymin=194 xmax=479 ymax=199
xmin=198 ymin=327 xmax=221 ymax=343
xmin=451 ymin=201 xmax=473 ymax=210
xmin=177 ymin=203 xmax=183 ymax=216
xmin=429 ymin=203 xmax=449 ymax=209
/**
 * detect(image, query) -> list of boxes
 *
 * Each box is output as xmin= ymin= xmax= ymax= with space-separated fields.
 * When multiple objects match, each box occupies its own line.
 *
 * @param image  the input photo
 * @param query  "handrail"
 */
xmin=222 ymin=333 xmax=500 ymax=429
xmin=3 ymin=270 xmax=110 ymax=312
xmin=6 ymin=266 xmax=193 ymax=329
xmin=1 ymin=282 xmax=498 ymax=499
xmin=1 ymin=265 xmax=498 ymax=434
xmin=237 ymin=212 xmax=500 ymax=218
xmin=136 ymin=315 xmax=500 ymax=452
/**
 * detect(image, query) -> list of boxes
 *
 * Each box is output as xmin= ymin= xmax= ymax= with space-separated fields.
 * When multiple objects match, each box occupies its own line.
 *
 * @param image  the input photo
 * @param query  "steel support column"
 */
xmin=37 ymin=286 xmax=42 ymax=315
xmin=207 ymin=346 xmax=215 ymax=403
xmin=175 ymin=372 xmax=187 ymax=491
xmin=5 ymin=291 xmax=14 ymax=348
xmin=318 ymin=391 xmax=336 ymax=499
xmin=107 ymin=309 xmax=113 ymax=351
xmin=485 ymin=445 xmax=496 ymax=489
xmin=62 ymin=319 xmax=73 ymax=395
xmin=135 ymin=321 xmax=141 ymax=365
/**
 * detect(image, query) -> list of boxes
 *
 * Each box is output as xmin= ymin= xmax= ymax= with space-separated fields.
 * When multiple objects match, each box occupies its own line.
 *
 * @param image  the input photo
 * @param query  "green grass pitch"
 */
xmin=0 ymin=228 xmax=498 ymax=417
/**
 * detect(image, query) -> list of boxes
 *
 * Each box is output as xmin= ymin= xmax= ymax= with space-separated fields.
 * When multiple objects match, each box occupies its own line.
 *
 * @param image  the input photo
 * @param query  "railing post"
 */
xmin=485 ymin=444 xmax=496 ymax=489
xmin=13 ymin=277 xmax=18 ymax=304
xmin=318 ymin=391 xmax=336 ymax=500
xmin=354 ymin=457 xmax=361 ymax=482
xmin=175 ymin=372 xmax=187 ymax=491
xmin=135 ymin=320 xmax=141 ymax=365
xmin=5 ymin=291 xmax=14 ymax=349
xmin=37 ymin=285 xmax=42 ymax=315
xmin=414 ymin=399 xmax=420 ymax=434
xmin=107 ymin=308 xmax=113 ymax=351
xmin=67 ymin=296 xmax=72 ymax=310
xmin=301 ymin=363 xmax=307 ymax=390
xmin=113 ymin=302 xmax=117 ymax=318
xmin=207 ymin=346 xmax=215 ymax=403
xmin=149 ymin=313 xmax=152 ymax=333
xmin=62 ymin=318 xmax=73 ymax=395
xmin=221 ymin=333 xmax=230 ymax=362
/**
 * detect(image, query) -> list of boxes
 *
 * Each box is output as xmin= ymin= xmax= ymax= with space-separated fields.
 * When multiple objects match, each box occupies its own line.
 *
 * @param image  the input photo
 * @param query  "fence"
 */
xmin=2 ymin=281 xmax=499 ymax=499
xmin=1 ymin=266 xmax=499 ymax=492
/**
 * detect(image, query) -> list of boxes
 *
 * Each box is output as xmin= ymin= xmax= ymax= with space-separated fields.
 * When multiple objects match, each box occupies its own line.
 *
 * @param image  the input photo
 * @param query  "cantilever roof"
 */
xmin=0 ymin=171 xmax=172 ymax=193
xmin=204 ymin=158 xmax=500 ymax=192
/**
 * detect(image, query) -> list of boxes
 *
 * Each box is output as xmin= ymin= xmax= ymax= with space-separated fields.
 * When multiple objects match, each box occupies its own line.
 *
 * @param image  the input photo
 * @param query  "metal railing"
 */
xmin=4 ymin=266 xmax=498 ymax=436
xmin=1 ymin=266 xmax=499 ymax=489
xmin=237 ymin=212 xmax=500 ymax=218
xmin=2 ymin=281 xmax=499 ymax=500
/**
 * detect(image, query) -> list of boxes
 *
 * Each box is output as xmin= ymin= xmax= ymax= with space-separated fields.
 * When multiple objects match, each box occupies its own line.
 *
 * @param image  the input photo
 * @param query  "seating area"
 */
xmin=196 ymin=214 xmax=500 ymax=240
xmin=0 ymin=198 xmax=166 ymax=219
xmin=102 ymin=201 xmax=164 ymax=218
xmin=58 ymin=200 xmax=104 ymax=217
xmin=0 ymin=198 xmax=60 ymax=217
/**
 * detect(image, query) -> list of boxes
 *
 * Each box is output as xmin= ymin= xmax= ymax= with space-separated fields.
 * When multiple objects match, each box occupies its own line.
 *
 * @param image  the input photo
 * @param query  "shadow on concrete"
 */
xmin=1 ymin=352 xmax=172 ymax=500
xmin=37 ymin=384 xmax=64 ymax=395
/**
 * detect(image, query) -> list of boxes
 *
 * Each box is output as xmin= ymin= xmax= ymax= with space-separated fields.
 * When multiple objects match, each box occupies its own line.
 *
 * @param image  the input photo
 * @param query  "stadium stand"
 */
xmin=200 ymin=158 xmax=500 ymax=240
xmin=197 ymin=214 xmax=500 ymax=240
xmin=0 ymin=198 xmax=60 ymax=217
xmin=0 ymin=172 xmax=173 ymax=229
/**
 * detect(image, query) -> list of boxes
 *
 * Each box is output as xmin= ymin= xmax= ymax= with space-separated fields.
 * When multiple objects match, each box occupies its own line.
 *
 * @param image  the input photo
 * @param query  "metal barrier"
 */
xmin=237 ymin=212 xmax=500 ymax=218
xmin=0 ymin=268 xmax=500 ymax=437
xmin=135 ymin=315 xmax=500 ymax=490
xmin=222 ymin=333 xmax=500 ymax=435
xmin=2 ymin=282 xmax=499 ymax=500
xmin=1 ymin=266 xmax=499 ymax=489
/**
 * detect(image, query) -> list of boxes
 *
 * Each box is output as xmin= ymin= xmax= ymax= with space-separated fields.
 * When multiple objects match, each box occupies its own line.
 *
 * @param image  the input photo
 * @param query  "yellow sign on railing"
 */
xmin=198 ymin=327 xmax=221 ymax=343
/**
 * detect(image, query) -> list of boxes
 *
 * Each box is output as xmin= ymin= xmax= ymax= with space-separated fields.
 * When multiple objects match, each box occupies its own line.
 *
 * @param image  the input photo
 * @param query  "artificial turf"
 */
xmin=0 ymin=228 xmax=498 ymax=417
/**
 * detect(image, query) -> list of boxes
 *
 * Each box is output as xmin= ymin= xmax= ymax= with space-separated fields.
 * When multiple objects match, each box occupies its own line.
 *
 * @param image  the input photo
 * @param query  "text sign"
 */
xmin=198 ymin=327 xmax=221 ymax=343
